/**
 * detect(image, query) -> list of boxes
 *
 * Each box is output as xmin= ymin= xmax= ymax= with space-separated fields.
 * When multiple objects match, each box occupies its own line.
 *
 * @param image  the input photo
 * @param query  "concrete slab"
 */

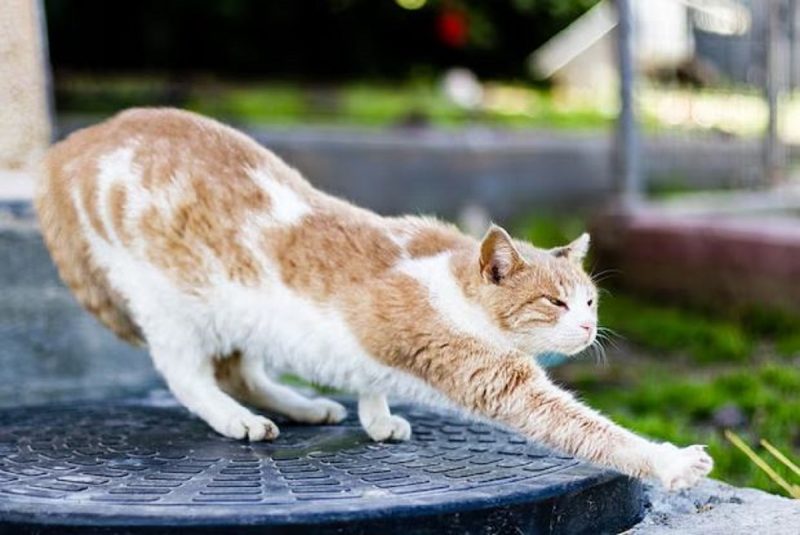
xmin=633 ymin=479 xmax=800 ymax=535
xmin=591 ymin=203 xmax=800 ymax=314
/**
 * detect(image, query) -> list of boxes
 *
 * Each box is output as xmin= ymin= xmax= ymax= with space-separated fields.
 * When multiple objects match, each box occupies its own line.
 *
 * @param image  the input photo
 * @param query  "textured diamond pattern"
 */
xmin=0 ymin=399 xmax=638 ymax=529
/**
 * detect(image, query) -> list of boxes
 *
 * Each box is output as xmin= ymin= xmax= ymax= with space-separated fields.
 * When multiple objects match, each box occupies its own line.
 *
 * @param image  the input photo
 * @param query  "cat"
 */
xmin=35 ymin=108 xmax=712 ymax=490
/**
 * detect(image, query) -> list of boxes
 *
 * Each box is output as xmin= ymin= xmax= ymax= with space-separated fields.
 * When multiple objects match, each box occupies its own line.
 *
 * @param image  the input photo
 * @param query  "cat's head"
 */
xmin=475 ymin=225 xmax=597 ymax=357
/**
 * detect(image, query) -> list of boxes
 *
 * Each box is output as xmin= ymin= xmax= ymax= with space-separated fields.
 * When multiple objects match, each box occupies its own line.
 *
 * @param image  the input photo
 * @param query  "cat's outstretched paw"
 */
xmin=655 ymin=444 xmax=713 ymax=491
xmin=295 ymin=398 xmax=348 ymax=425
xmin=364 ymin=415 xmax=412 ymax=442
xmin=224 ymin=414 xmax=280 ymax=441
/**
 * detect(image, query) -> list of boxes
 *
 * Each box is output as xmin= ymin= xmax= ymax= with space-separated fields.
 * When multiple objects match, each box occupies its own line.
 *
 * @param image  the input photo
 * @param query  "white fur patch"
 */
xmin=248 ymin=167 xmax=311 ymax=225
xmin=396 ymin=253 xmax=511 ymax=350
xmin=388 ymin=228 xmax=414 ymax=250
xmin=94 ymin=146 xmax=137 ymax=244
xmin=93 ymin=145 xmax=190 ymax=251
xmin=205 ymin=280 xmax=445 ymax=404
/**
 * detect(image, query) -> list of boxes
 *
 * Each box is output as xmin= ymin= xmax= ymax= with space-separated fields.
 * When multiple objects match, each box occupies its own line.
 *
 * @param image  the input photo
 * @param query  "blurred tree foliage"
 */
xmin=44 ymin=0 xmax=599 ymax=80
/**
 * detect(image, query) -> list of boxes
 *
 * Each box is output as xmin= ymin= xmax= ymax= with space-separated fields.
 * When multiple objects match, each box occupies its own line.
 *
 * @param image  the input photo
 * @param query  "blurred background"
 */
xmin=0 ymin=0 xmax=798 ymax=497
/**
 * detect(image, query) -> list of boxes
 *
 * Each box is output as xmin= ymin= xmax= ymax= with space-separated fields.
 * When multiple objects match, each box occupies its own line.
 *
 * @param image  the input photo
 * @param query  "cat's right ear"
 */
xmin=479 ymin=224 xmax=525 ymax=284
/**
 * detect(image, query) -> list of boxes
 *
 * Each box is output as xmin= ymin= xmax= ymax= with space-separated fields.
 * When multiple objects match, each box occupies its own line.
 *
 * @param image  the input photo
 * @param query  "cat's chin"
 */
xmin=563 ymin=343 xmax=594 ymax=357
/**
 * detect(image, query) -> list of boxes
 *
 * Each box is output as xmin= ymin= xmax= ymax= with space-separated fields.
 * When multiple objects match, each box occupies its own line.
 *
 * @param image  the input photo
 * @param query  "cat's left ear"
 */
xmin=479 ymin=224 xmax=526 ymax=284
xmin=551 ymin=233 xmax=590 ymax=264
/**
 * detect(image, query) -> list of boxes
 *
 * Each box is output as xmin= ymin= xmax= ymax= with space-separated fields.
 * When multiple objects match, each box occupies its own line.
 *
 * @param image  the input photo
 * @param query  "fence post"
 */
xmin=764 ymin=0 xmax=789 ymax=186
xmin=614 ymin=0 xmax=641 ymax=208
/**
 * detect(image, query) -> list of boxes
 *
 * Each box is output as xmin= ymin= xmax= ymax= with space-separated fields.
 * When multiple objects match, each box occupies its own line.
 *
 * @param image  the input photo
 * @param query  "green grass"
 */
xmin=513 ymin=213 xmax=588 ymax=249
xmin=55 ymin=76 xmax=613 ymax=130
xmin=188 ymin=85 xmax=307 ymax=124
xmin=563 ymin=362 xmax=800 ymax=495
xmin=600 ymin=293 xmax=800 ymax=362
xmin=600 ymin=294 xmax=752 ymax=363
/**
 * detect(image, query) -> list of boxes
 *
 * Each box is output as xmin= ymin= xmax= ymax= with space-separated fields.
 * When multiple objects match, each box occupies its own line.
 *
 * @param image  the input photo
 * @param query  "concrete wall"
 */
xmin=0 ymin=207 xmax=156 ymax=407
xmin=247 ymin=127 xmax=763 ymax=221
xmin=591 ymin=207 xmax=800 ymax=315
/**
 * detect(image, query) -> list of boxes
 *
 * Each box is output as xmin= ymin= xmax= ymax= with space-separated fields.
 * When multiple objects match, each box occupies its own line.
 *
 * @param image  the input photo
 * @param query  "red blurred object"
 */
xmin=437 ymin=9 xmax=468 ymax=48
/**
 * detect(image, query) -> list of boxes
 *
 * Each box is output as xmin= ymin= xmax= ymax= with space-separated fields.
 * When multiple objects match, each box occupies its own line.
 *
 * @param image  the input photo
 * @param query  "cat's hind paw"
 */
xmin=364 ymin=415 xmax=412 ymax=442
xmin=224 ymin=414 xmax=280 ymax=441
xmin=294 ymin=398 xmax=348 ymax=425
xmin=656 ymin=444 xmax=713 ymax=491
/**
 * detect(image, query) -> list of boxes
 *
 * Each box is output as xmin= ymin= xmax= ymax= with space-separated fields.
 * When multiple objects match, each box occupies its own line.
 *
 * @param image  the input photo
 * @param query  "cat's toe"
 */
xmin=299 ymin=399 xmax=347 ymax=425
xmin=225 ymin=414 xmax=280 ymax=442
xmin=657 ymin=444 xmax=713 ymax=491
xmin=364 ymin=415 xmax=412 ymax=442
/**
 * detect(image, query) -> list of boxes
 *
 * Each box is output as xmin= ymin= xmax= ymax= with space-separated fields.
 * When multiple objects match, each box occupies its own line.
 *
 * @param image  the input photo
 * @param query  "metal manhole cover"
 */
xmin=0 ymin=398 xmax=643 ymax=534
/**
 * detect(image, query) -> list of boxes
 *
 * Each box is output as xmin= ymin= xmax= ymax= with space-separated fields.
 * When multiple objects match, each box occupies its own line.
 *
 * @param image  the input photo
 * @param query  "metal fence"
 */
xmin=615 ymin=0 xmax=797 ymax=201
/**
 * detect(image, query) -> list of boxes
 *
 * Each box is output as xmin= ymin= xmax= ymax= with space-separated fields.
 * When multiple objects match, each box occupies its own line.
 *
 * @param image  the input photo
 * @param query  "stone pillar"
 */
xmin=0 ymin=0 xmax=51 ymax=180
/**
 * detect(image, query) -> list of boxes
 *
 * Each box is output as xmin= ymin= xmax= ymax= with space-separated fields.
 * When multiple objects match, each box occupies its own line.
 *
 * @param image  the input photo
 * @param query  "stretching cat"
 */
xmin=36 ymin=108 xmax=712 ymax=490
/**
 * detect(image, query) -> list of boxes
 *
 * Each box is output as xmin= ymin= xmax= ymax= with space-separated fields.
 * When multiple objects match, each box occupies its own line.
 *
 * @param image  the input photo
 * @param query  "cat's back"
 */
xmin=43 ymin=107 xmax=300 ymax=199
xmin=36 ymin=108 xmax=312 ymax=343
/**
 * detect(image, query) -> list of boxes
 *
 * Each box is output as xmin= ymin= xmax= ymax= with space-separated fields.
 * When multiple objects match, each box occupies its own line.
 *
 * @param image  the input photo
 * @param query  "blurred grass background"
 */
xmin=56 ymin=76 xmax=800 ymax=141
xmin=55 ymin=76 xmax=615 ymax=130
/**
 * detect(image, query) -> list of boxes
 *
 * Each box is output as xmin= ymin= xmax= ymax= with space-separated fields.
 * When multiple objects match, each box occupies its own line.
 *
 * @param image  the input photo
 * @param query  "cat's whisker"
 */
xmin=597 ymin=326 xmax=624 ymax=343
xmin=590 ymin=268 xmax=621 ymax=285
xmin=592 ymin=338 xmax=609 ymax=367
xmin=594 ymin=334 xmax=619 ymax=355
xmin=590 ymin=343 xmax=602 ymax=366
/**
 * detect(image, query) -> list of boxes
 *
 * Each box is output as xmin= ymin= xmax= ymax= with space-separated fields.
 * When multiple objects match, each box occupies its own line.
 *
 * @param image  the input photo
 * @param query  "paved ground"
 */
xmin=633 ymin=479 xmax=800 ymax=535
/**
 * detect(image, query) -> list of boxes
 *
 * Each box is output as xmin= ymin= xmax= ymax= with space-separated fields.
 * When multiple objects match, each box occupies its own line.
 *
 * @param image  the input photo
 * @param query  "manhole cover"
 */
xmin=0 ymin=399 xmax=643 ymax=534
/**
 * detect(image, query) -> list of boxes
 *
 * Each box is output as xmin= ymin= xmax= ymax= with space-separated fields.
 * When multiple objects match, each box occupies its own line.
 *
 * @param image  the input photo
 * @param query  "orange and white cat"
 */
xmin=36 ymin=108 xmax=712 ymax=490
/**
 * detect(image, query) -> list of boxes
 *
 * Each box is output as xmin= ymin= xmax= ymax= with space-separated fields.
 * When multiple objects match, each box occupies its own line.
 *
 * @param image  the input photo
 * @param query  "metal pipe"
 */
xmin=614 ymin=0 xmax=641 ymax=208
xmin=764 ymin=0 xmax=788 ymax=186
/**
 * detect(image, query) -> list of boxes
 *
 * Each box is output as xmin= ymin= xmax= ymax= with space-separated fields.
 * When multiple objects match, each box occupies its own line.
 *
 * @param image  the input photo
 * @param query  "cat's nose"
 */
xmin=580 ymin=322 xmax=596 ymax=337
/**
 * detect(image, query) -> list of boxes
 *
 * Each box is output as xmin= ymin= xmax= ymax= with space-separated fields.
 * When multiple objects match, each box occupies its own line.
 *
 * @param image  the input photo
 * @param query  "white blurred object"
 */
xmin=457 ymin=203 xmax=491 ymax=238
xmin=687 ymin=0 xmax=751 ymax=36
xmin=441 ymin=68 xmax=484 ymax=110
xmin=530 ymin=0 xmax=702 ymax=93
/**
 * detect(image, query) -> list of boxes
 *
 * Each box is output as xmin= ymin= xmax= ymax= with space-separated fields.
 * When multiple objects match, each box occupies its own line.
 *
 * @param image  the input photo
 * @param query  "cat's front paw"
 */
xmin=363 ymin=415 xmax=412 ymax=442
xmin=224 ymin=414 xmax=280 ymax=441
xmin=655 ymin=444 xmax=713 ymax=491
xmin=295 ymin=398 xmax=348 ymax=425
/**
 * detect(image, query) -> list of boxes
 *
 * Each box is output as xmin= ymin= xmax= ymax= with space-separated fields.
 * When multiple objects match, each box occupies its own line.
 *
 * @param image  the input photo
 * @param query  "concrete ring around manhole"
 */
xmin=0 ymin=399 xmax=644 ymax=534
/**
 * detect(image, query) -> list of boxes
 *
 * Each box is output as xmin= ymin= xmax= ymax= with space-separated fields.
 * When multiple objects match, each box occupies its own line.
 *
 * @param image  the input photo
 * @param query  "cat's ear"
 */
xmin=551 ymin=233 xmax=590 ymax=264
xmin=479 ymin=224 xmax=525 ymax=284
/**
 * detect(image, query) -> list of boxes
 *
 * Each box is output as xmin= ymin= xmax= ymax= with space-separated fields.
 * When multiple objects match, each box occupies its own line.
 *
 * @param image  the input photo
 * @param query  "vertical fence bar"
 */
xmin=790 ymin=0 xmax=798 ymax=90
xmin=614 ymin=0 xmax=641 ymax=207
xmin=764 ymin=0 xmax=788 ymax=186
xmin=36 ymin=0 xmax=54 ymax=143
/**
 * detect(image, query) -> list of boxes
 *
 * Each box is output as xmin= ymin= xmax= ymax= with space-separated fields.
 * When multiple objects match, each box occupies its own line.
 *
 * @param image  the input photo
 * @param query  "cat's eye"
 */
xmin=587 ymin=299 xmax=594 ymax=306
xmin=545 ymin=296 xmax=568 ymax=309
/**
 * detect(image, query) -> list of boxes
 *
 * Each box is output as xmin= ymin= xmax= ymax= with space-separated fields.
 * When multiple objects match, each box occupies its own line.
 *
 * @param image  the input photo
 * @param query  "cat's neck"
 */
xmin=448 ymin=242 xmax=484 ymax=295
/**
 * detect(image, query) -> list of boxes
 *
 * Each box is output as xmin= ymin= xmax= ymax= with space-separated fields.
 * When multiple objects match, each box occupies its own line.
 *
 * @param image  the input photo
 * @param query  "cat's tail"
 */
xmin=34 ymin=145 xmax=145 ymax=346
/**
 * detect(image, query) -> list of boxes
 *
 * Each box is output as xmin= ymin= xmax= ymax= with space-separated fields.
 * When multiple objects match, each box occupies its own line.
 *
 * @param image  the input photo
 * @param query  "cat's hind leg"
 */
xmin=215 ymin=353 xmax=347 ymax=425
xmin=150 ymin=341 xmax=279 ymax=441
xmin=358 ymin=394 xmax=411 ymax=442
